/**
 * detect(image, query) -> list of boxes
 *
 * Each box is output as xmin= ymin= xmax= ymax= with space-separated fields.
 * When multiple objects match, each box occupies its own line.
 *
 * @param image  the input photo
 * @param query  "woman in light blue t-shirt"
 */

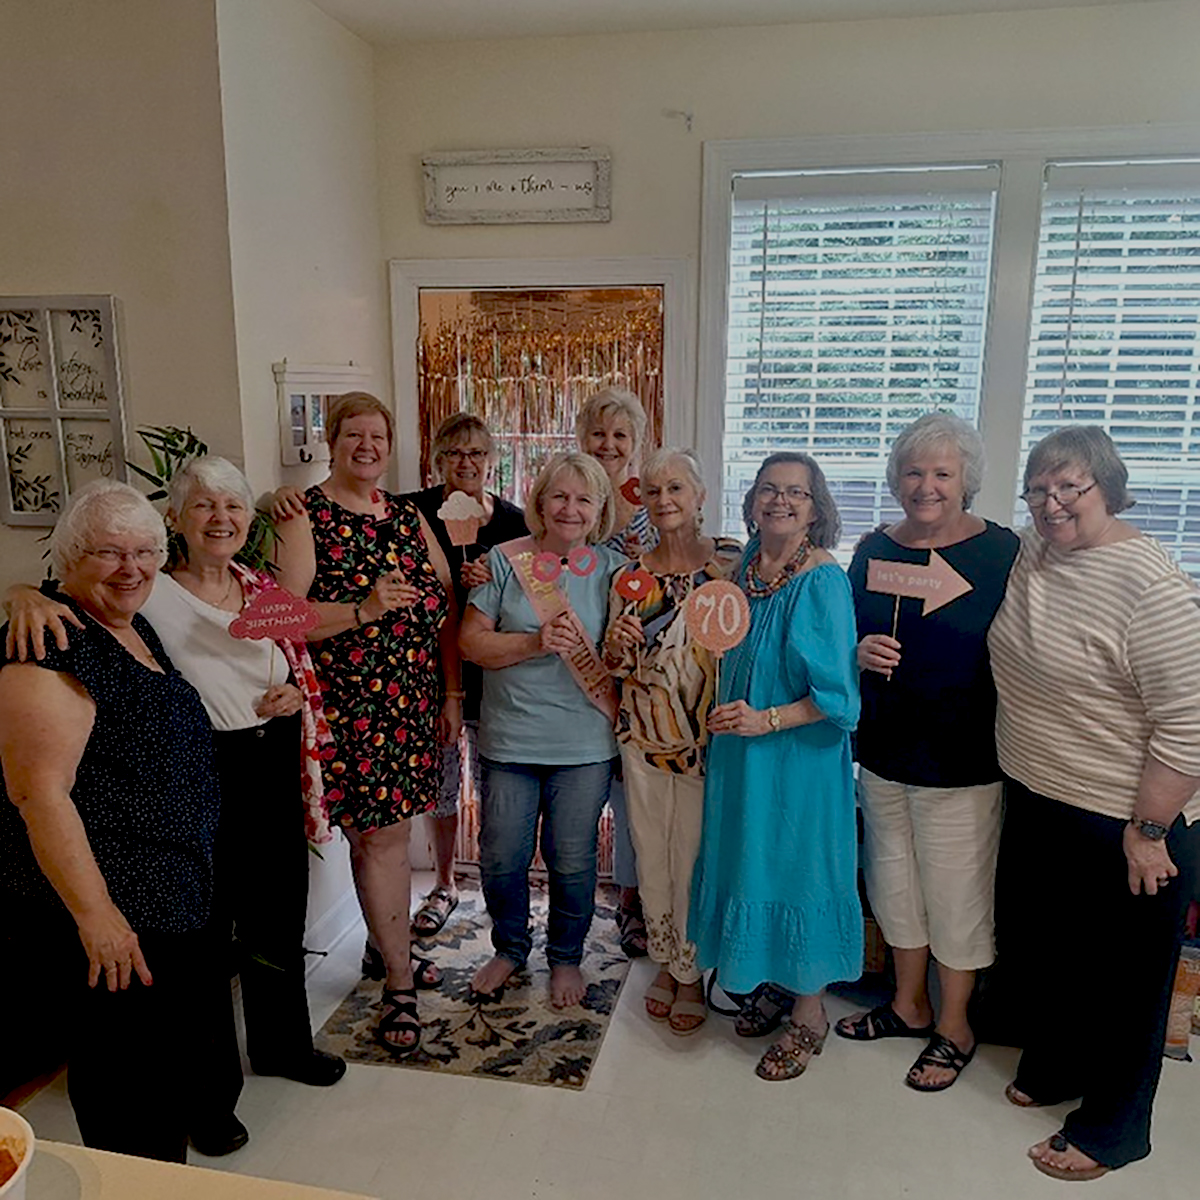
xmin=460 ymin=452 xmax=624 ymax=1010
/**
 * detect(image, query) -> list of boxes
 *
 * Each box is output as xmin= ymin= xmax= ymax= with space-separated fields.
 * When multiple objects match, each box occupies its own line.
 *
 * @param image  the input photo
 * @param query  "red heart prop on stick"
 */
xmin=615 ymin=566 xmax=655 ymax=603
xmin=619 ymin=477 xmax=641 ymax=505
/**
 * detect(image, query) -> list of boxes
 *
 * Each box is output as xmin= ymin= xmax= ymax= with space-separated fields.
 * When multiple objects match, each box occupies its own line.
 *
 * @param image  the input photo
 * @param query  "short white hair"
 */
xmin=50 ymin=480 xmax=168 ymax=577
xmin=168 ymin=455 xmax=255 ymax=516
xmin=642 ymin=447 xmax=707 ymax=534
xmin=641 ymin=446 xmax=705 ymax=496
xmin=886 ymin=412 xmax=986 ymax=510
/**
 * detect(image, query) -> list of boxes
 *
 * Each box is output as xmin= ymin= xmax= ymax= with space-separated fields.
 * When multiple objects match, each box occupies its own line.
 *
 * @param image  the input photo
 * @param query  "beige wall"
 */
xmin=216 ymin=0 xmax=391 ymax=503
xmin=0 ymin=0 xmax=241 ymax=590
xmin=215 ymin=0 xmax=394 ymax=925
xmin=375 ymin=0 xmax=1200 ymax=262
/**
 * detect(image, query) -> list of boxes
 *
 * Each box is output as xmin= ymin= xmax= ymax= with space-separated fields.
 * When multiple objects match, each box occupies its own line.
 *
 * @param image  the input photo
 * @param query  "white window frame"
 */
xmin=389 ymin=257 xmax=695 ymax=491
xmin=698 ymin=126 xmax=1200 ymax=533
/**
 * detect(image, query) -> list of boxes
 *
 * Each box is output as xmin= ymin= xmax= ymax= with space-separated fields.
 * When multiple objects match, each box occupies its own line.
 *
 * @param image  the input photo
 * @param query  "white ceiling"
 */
xmin=309 ymin=0 xmax=1150 ymax=44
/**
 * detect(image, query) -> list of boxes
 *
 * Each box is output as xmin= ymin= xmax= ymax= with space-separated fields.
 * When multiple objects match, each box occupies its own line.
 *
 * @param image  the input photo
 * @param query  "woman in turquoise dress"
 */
xmin=690 ymin=451 xmax=862 ymax=1081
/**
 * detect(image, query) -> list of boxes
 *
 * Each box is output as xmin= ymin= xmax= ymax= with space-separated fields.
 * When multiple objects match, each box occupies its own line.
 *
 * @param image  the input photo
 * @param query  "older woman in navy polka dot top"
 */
xmin=0 ymin=481 xmax=228 ymax=1164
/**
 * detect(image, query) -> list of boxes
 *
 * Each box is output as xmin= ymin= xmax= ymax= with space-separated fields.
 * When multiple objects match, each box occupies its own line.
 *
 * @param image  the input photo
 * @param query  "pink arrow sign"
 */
xmin=866 ymin=552 xmax=972 ymax=615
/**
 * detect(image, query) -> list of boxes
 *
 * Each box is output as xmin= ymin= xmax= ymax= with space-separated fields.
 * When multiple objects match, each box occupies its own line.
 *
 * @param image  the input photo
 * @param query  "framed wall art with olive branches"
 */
xmin=0 ymin=295 xmax=128 ymax=526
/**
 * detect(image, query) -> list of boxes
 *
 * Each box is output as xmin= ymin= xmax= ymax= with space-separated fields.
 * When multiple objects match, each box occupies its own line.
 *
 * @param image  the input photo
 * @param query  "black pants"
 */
xmin=210 ymin=712 xmax=315 ymax=1069
xmin=997 ymin=780 xmax=1200 ymax=1168
xmin=66 ymin=924 xmax=241 ymax=1162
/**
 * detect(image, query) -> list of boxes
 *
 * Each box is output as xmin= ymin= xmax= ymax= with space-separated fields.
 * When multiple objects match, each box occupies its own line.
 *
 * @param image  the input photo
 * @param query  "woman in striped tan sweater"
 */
xmin=989 ymin=425 xmax=1200 ymax=1183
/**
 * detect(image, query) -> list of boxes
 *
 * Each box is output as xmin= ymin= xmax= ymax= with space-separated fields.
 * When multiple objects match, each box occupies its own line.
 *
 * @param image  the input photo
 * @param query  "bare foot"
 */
xmin=550 ymin=965 xmax=586 ymax=1009
xmin=1005 ymin=1082 xmax=1039 ymax=1107
xmin=1028 ymin=1134 xmax=1108 ymax=1180
xmin=471 ymin=955 xmax=518 ymax=997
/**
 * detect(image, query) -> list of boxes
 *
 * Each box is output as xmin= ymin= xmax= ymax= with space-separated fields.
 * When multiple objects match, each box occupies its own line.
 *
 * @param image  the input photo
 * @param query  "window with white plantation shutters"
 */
xmin=724 ymin=166 xmax=999 ymax=551
xmin=1020 ymin=162 xmax=1200 ymax=575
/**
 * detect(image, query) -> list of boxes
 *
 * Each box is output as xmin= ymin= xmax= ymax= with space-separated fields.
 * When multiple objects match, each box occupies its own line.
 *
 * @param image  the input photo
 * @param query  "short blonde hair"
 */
xmin=50 ymin=480 xmax=168 ymax=578
xmin=526 ymin=452 xmax=615 ymax=544
xmin=327 ymin=392 xmax=394 ymax=451
xmin=575 ymin=387 xmax=647 ymax=456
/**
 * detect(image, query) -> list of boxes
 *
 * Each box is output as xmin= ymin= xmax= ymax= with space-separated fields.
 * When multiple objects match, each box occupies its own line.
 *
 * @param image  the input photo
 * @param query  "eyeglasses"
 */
xmin=1021 ymin=482 xmax=1098 ymax=509
xmin=443 ymin=449 xmax=489 ymax=463
xmin=755 ymin=483 xmax=812 ymax=503
xmin=86 ymin=547 xmax=160 ymax=565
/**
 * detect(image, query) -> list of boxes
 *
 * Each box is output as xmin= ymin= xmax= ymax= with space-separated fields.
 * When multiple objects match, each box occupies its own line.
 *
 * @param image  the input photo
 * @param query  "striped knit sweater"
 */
xmin=989 ymin=527 xmax=1200 ymax=824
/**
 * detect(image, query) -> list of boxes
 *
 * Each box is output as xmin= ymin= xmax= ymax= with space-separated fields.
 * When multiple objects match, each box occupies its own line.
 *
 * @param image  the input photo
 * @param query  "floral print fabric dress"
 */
xmin=305 ymin=487 xmax=448 ymax=832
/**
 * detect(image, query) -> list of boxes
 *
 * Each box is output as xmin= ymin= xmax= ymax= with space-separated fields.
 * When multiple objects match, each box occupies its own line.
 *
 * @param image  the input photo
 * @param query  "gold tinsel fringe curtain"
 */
xmin=417 ymin=287 xmax=664 ymax=499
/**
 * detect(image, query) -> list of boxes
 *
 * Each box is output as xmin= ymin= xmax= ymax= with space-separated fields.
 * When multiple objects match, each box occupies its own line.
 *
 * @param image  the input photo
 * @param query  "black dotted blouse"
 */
xmin=0 ymin=590 xmax=220 ymax=934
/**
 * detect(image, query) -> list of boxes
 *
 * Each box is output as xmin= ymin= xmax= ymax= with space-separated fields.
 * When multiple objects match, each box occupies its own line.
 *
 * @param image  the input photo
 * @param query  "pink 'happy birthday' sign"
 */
xmin=229 ymin=589 xmax=319 ymax=642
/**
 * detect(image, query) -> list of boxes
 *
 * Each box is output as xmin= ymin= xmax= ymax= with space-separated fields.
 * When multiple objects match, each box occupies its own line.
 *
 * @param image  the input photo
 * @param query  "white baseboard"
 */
xmin=304 ymin=887 xmax=363 ymax=979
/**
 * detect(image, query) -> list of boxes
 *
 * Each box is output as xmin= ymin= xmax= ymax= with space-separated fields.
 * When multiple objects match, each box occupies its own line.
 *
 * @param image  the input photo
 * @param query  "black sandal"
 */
xmin=904 ymin=1033 xmax=976 ymax=1092
xmin=618 ymin=904 xmax=648 ymax=958
xmin=361 ymin=942 xmax=441 ymax=989
xmin=835 ymin=1003 xmax=936 ymax=1042
xmin=735 ymin=983 xmax=793 ymax=1038
xmin=377 ymin=987 xmax=421 ymax=1056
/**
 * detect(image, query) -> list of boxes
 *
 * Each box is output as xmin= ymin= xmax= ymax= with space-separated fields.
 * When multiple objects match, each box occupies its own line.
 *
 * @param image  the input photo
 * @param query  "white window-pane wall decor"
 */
xmin=724 ymin=166 xmax=998 ymax=551
xmin=0 ymin=296 xmax=127 ymax=526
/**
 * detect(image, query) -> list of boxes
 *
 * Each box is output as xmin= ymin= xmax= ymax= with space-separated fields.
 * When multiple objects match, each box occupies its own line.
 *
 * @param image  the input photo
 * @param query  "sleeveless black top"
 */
xmin=0 ymin=590 xmax=220 ymax=933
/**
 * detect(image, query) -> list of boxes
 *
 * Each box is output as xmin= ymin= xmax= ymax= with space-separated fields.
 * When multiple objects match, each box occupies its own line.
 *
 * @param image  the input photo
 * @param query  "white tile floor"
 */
xmin=17 ymin=872 xmax=1200 ymax=1199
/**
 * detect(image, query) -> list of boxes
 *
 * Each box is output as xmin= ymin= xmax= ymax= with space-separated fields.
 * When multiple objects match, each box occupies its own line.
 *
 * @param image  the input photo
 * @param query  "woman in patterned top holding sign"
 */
xmin=460 ymin=451 xmax=625 ymax=1009
xmin=602 ymin=448 xmax=741 ymax=1035
xmin=838 ymin=413 xmax=1018 ymax=1093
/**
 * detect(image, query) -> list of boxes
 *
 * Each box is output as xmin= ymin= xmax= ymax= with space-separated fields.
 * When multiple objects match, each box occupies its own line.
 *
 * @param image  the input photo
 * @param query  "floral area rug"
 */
xmin=313 ymin=881 xmax=630 ymax=1089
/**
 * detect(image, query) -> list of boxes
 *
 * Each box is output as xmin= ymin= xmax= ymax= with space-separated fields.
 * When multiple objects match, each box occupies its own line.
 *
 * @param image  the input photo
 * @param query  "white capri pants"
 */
xmin=621 ymin=749 xmax=705 ymax=984
xmin=858 ymin=767 xmax=1002 ymax=972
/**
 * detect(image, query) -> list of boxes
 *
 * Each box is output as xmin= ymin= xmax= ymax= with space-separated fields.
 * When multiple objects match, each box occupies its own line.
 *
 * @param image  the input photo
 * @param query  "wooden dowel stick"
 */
xmin=887 ymin=595 xmax=900 ymax=684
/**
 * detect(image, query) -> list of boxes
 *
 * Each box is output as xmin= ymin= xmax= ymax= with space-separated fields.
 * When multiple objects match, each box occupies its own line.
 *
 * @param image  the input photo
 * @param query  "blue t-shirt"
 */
xmin=469 ymin=542 xmax=625 ymax=765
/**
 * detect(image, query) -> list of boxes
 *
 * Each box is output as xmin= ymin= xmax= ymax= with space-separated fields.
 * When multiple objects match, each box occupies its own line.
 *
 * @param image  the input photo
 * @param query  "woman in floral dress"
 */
xmin=276 ymin=393 xmax=461 ymax=1056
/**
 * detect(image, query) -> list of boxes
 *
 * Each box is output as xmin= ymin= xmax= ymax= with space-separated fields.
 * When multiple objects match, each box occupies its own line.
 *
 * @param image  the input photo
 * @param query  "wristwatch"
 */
xmin=1131 ymin=817 xmax=1170 ymax=841
xmin=767 ymin=706 xmax=782 ymax=732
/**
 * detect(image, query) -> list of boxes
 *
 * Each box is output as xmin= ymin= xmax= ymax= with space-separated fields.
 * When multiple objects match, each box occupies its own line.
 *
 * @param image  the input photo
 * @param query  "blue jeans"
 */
xmin=607 ymin=776 xmax=639 ymax=890
xmin=479 ymin=757 xmax=613 ymax=968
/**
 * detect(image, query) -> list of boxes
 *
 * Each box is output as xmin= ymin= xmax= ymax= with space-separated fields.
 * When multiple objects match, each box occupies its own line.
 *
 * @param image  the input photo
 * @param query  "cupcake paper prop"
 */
xmin=437 ymin=490 xmax=487 ymax=545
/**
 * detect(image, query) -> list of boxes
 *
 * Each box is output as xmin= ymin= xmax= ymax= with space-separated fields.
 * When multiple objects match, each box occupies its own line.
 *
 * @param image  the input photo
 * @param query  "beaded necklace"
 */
xmin=744 ymin=538 xmax=811 ymax=598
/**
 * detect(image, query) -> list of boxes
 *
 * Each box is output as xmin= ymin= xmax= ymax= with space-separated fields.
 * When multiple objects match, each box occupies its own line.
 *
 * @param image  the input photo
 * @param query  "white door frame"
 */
xmin=388 ymin=257 xmax=695 ymax=488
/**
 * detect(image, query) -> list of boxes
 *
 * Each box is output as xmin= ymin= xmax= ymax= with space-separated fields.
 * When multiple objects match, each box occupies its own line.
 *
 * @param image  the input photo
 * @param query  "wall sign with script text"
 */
xmin=0 ymin=295 xmax=128 ymax=527
xmin=423 ymin=147 xmax=611 ymax=225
